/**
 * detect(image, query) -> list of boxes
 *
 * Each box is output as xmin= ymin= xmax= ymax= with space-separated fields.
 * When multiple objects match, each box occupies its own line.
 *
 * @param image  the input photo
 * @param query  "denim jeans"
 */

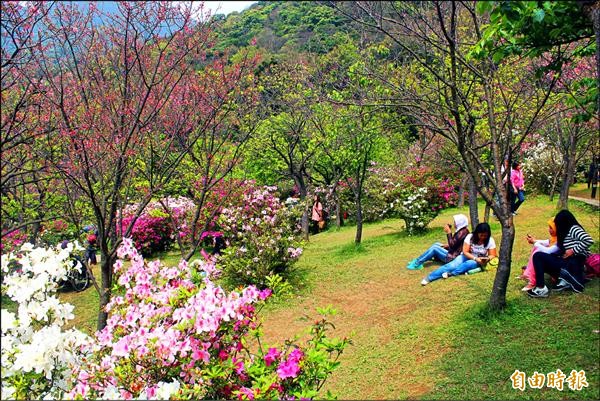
xmin=448 ymin=258 xmax=479 ymax=276
xmin=512 ymin=189 xmax=525 ymax=212
xmin=416 ymin=242 xmax=448 ymax=265
xmin=427 ymin=254 xmax=468 ymax=281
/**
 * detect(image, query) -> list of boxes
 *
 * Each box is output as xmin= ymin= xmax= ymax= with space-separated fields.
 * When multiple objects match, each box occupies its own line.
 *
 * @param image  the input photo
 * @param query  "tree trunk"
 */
xmin=354 ymin=191 xmax=363 ymax=245
xmin=335 ymin=196 xmax=342 ymax=228
xmin=557 ymin=133 xmax=578 ymax=210
xmin=489 ymin=222 xmax=515 ymax=311
xmin=97 ymin=248 xmax=113 ymax=330
xmin=548 ymin=165 xmax=563 ymax=202
xmin=297 ymin=180 xmax=310 ymax=241
xmin=29 ymin=221 xmax=41 ymax=245
xmin=457 ymin=173 xmax=468 ymax=207
xmin=468 ymin=176 xmax=479 ymax=230
xmin=484 ymin=202 xmax=491 ymax=223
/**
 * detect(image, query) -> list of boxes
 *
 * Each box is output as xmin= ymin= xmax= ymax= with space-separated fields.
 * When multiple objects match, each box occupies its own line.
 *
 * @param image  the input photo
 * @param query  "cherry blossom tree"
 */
xmin=6 ymin=1 xmax=258 ymax=329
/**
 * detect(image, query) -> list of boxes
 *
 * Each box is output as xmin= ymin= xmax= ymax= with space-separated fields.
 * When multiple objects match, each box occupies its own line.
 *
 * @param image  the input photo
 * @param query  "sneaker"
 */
xmin=527 ymin=286 xmax=549 ymax=298
xmin=521 ymin=284 xmax=535 ymax=292
xmin=552 ymin=278 xmax=572 ymax=292
xmin=421 ymin=278 xmax=430 ymax=286
xmin=407 ymin=259 xmax=424 ymax=270
xmin=442 ymin=272 xmax=450 ymax=279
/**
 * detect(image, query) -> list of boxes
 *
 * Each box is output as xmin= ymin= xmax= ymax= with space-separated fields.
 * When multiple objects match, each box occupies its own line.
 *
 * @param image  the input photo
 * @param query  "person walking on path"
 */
xmin=407 ymin=214 xmax=469 ymax=270
xmin=510 ymin=161 xmax=525 ymax=215
xmin=527 ymin=209 xmax=594 ymax=298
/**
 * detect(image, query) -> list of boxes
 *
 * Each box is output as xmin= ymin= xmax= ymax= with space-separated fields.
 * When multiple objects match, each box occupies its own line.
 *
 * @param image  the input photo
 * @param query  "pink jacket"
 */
xmin=511 ymin=168 xmax=524 ymax=190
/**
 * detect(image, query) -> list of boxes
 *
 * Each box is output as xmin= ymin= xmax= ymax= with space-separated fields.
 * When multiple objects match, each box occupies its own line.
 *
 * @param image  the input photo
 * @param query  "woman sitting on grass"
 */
xmin=406 ymin=214 xmax=469 ymax=270
xmin=527 ymin=210 xmax=594 ymax=298
xmin=421 ymin=222 xmax=497 ymax=286
xmin=519 ymin=218 xmax=559 ymax=292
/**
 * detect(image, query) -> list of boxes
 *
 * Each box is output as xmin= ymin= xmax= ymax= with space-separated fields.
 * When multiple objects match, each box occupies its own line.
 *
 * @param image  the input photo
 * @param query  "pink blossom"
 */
xmin=277 ymin=358 xmax=301 ymax=379
xmin=237 ymin=387 xmax=255 ymax=400
xmin=264 ymin=347 xmax=280 ymax=366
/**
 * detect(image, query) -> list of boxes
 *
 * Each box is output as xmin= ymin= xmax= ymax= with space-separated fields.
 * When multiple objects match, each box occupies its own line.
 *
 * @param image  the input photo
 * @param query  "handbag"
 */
xmin=318 ymin=220 xmax=325 ymax=229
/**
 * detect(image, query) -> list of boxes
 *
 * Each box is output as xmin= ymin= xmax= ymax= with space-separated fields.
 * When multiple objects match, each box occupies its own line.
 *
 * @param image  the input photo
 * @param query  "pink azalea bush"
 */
xmin=0 ymin=229 xmax=29 ymax=253
xmin=349 ymin=165 xmax=459 ymax=234
xmin=216 ymin=182 xmax=304 ymax=287
xmin=67 ymin=238 xmax=347 ymax=400
xmin=120 ymin=197 xmax=196 ymax=256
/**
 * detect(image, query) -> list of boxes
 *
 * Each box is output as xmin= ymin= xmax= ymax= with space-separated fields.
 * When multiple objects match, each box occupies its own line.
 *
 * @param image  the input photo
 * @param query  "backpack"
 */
xmin=584 ymin=254 xmax=600 ymax=279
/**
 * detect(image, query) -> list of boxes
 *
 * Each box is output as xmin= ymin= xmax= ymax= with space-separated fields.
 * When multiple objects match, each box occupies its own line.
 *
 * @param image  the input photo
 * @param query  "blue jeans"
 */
xmin=448 ymin=258 xmax=479 ymax=276
xmin=416 ymin=242 xmax=448 ymax=265
xmin=427 ymin=255 xmax=466 ymax=281
xmin=426 ymin=255 xmax=479 ymax=282
xmin=512 ymin=189 xmax=525 ymax=212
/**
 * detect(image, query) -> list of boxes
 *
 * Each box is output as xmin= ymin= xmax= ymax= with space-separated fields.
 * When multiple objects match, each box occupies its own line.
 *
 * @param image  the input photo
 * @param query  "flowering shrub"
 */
xmin=217 ymin=182 xmax=304 ymax=287
xmin=0 ymin=229 xmax=29 ymax=253
xmin=521 ymin=141 xmax=563 ymax=195
xmin=348 ymin=165 xmax=458 ymax=234
xmin=120 ymin=197 xmax=196 ymax=256
xmin=1 ymin=242 xmax=91 ymax=400
xmin=391 ymin=166 xmax=458 ymax=234
xmin=2 ymin=240 xmax=347 ymax=400
xmin=68 ymin=239 xmax=347 ymax=400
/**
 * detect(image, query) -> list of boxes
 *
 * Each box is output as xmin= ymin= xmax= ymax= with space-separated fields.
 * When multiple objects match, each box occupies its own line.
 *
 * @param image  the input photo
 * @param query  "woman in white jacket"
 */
xmin=520 ymin=218 xmax=559 ymax=292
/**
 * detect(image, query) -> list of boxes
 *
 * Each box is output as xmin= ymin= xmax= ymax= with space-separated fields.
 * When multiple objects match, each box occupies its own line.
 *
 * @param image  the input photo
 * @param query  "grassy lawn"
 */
xmin=59 ymin=194 xmax=599 ymax=399
xmin=569 ymin=182 xmax=599 ymax=201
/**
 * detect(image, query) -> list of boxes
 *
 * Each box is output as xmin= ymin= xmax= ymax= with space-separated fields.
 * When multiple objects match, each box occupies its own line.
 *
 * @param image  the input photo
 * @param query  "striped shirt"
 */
xmin=562 ymin=225 xmax=594 ymax=257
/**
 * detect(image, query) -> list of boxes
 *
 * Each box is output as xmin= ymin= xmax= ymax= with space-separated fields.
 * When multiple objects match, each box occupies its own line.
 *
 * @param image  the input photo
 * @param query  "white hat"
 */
xmin=453 ymin=214 xmax=469 ymax=231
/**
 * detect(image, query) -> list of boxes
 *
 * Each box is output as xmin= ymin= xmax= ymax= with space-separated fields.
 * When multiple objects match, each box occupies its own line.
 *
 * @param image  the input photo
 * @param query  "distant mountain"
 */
xmin=211 ymin=1 xmax=361 ymax=56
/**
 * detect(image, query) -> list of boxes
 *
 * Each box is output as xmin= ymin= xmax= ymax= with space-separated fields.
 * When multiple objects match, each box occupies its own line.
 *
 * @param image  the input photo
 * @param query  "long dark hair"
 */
xmin=472 ymin=222 xmax=492 ymax=247
xmin=554 ymin=209 xmax=582 ymax=248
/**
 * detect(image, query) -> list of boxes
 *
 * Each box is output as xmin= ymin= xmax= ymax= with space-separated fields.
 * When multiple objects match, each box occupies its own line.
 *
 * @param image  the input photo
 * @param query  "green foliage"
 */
xmin=474 ymin=1 xmax=595 ymax=61
xmin=213 ymin=1 xmax=354 ymax=56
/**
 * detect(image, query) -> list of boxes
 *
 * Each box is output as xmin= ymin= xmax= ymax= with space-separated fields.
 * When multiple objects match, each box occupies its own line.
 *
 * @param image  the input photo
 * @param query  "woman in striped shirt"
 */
xmin=528 ymin=209 xmax=594 ymax=298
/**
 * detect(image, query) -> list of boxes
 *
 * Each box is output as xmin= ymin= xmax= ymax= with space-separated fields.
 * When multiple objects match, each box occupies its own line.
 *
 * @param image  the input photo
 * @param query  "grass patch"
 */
xmin=259 ymin=195 xmax=599 ymax=400
xmin=427 ymin=288 xmax=599 ymax=400
xmin=54 ymin=192 xmax=599 ymax=399
xmin=569 ymin=182 xmax=598 ymax=201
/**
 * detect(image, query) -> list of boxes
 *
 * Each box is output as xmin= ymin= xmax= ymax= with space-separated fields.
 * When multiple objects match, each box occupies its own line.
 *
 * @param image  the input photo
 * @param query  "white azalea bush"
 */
xmin=521 ymin=141 xmax=563 ymax=195
xmin=1 ymin=243 xmax=91 ymax=400
xmin=1 ymin=240 xmax=347 ymax=400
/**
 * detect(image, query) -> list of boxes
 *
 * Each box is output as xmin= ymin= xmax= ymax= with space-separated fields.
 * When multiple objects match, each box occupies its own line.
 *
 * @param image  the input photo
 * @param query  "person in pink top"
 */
xmin=510 ymin=161 xmax=525 ymax=215
xmin=311 ymin=194 xmax=324 ymax=234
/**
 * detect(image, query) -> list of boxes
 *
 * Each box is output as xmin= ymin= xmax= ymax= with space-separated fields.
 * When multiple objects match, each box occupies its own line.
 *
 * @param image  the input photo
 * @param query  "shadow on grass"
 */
xmin=422 ymin=280 xmax=600 ymax=400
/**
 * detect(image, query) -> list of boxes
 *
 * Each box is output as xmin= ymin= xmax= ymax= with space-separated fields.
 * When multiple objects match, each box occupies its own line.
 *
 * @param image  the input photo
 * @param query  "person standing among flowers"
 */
xmin=527 ymin=210 xmax=594 ymax=298
xmin=407 ymin=214 xmax=469 ymax=270
xmin=421 ymin=222 xmax=497 ymax=285
xmin=510 ymin=161 xmax=525 ymax=215
xmin=311 ymin=194 xmax=324 ymax=235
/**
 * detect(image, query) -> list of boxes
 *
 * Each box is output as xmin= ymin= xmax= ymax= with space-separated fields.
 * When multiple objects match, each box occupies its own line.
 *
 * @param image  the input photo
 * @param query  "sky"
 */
xmin=203 ymin=1 xmax=257 ymax=16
